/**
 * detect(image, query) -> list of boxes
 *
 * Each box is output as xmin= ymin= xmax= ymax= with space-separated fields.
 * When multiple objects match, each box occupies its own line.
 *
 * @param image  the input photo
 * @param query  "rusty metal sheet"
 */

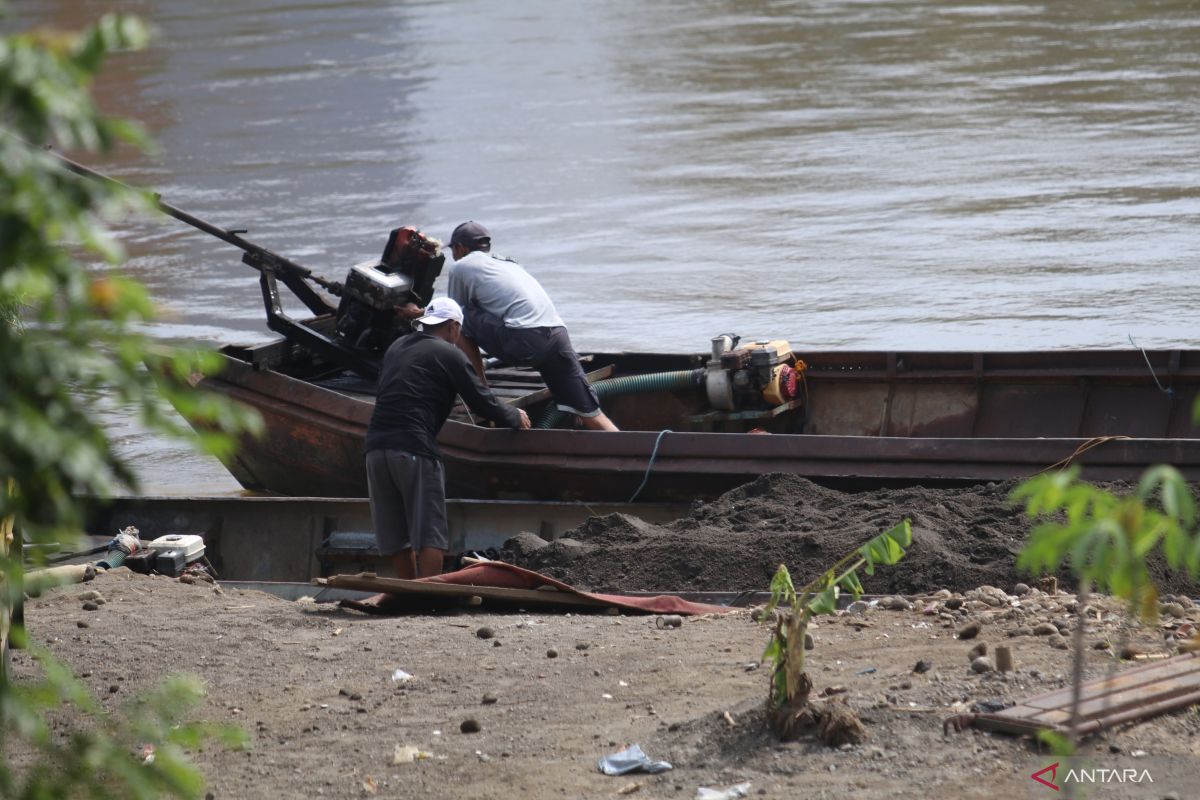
xmin=973 ymin=652 xmax=1200 ymax=736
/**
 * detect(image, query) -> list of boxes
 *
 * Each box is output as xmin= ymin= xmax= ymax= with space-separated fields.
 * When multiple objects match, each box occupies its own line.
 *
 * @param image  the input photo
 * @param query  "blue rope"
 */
xmin=628 ymin=429 xmax=672 ymax=503
xmin=1128 ymin=335 xmax=1173 ymax=396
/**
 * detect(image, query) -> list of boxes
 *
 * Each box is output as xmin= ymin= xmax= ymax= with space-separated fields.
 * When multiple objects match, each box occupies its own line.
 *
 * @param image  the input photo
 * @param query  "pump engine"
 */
xmin=334 ymin=227 xmax=445 ymax=352
xmin=704 ymin=334 xmax=806 ymax=411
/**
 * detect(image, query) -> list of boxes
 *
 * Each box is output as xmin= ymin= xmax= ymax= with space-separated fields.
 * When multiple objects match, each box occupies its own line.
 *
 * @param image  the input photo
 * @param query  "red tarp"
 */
xmin=341 ymin=560 xmax=732 ymax=616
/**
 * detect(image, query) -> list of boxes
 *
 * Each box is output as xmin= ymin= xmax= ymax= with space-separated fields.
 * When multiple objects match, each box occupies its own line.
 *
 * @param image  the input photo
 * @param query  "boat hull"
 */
xmin=201 ymin=347 xmax=1200 ymax=501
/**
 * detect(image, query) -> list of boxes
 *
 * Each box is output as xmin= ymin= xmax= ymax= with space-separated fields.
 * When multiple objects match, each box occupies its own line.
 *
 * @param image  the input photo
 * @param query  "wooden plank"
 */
xmin=511 ymin=365 xmax=614 ymax=408
xmin=976 ymin=652 xmax=1200 ymax=735
xmin=485 ymin=369 xmax=547 ymax=383
xmin=1004 ymin=654 xmax=1200 ymax=713
xmin=324 ymin=572 xmax=610 ymax=610
xmin=1032 ymin=673 xmax=1200 ymax=725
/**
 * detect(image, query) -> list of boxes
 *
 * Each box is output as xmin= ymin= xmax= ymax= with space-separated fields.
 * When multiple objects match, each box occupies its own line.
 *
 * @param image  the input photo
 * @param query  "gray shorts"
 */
xmin=463 ymin=305 xmax=601 ymax=417
xmin=365 ymin=449 xmax=449 ymax=554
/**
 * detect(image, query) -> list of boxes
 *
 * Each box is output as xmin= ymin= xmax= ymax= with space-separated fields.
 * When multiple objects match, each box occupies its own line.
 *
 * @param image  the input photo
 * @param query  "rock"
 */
xmin=481 ymin=693 xmax=498 ymax=705
xmin=81 ymin=601 xmax=99 ymax=611
xmin=846 ymin=600 xmax=870 ymax=615
xmin=475 ymin=626 xmax=495 ymax=640
xmin=492 ymin=640 xmax=502 ymax=647
xmin=944 ymin=598 xmax=964 ymax=611
xmin=575 ymin=642 xmax=590 ymax=651
xmin=1047 ymin=634 xmax=1070 ymax=650
xmin=970 ymin=657 xmax=993 ymax=674
xmin=76 ymin=620 xmax=89 ymax=629
xmin=1012 ymin=583 xmax=1030 ymax=596
xmin=460 ymin=718 xmax=481 ymax=734
xmin=971 ymin=698 xmax=1008 ymax=713
xmin=1008 ymin=626 xmax=1034 ymax=637
xmin=804 ymin=632 xmax=814 ymax=651
xmin=1161 ymin=602 xmax=1187 ymax=619
xmin=1052 ymin=617 xmax=1071 ymax=631
xmin=1033 ymin=622 xmax=1059 ymax=636
xmin=1108 ymin=742 xmax=1122 ymax=753
xmin=546 ymin=648 xmax=559 ymax=659
xmin=882 ymin=595 xmax=912 ymax=611
xmin=912 ymin=659 xmax=933 ymax=674
xmin=967 ymin=642 xmax=988 ymax=660
xmin=956 ymin=621 xmax=981 ymax=640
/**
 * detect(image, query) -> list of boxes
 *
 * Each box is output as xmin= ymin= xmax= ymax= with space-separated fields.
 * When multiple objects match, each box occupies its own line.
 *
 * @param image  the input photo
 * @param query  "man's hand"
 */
xmin=395 ymin=302 xmax=424 ymax=320
xmin=517 ymin=409 xmax=531 ymax=430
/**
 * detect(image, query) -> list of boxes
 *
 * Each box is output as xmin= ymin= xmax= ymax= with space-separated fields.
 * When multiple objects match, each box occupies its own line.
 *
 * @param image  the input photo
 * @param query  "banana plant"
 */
xmin=761 ymin=520 xmax=912 ymax=733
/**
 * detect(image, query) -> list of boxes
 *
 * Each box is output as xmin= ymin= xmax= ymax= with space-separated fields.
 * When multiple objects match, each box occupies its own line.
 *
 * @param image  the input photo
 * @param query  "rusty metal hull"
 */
xmin=201 ymin=345 xmax=1200 ymax=501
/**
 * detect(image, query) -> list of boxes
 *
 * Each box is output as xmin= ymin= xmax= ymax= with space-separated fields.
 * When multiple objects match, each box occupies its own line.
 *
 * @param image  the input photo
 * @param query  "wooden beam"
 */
xmin=322 ymin=572 xmax=610 ymax=610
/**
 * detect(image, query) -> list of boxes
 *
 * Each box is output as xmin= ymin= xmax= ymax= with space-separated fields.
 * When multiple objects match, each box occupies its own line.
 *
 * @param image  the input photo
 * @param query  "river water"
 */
xmin=10 ymin=0 xmax=1200 ymax=494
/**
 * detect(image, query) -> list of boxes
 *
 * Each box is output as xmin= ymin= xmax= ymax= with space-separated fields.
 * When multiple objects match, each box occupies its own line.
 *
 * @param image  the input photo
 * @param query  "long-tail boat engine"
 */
xmin=705 ymin=334 xmax=806 ymax=411
xmin=334 ymin=227 xmax=445 ymax=352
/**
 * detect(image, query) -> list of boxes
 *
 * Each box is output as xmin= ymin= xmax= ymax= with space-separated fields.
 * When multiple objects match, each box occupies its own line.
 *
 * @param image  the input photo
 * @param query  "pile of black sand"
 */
xmin=502 ymin=474 xmax=1199 ymax=595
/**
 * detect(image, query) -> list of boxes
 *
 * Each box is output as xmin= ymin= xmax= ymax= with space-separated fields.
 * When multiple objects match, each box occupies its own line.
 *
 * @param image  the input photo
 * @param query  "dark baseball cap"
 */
xmin=449 ymin=220 xmax=490 ymax=248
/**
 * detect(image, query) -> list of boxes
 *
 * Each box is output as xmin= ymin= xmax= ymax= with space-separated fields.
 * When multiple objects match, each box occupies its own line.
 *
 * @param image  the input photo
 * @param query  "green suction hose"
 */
xmin=536 ymin=369 xmax=704 ymax=429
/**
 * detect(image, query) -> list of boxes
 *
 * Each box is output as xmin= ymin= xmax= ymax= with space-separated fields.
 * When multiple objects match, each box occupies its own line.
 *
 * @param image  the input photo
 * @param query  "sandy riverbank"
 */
xmin=8 ymin=476 xmax=1200 ymax=798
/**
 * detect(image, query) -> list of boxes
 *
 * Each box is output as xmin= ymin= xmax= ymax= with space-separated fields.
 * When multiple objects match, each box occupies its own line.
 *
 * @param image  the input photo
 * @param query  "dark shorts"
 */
xmin=365 ymin=449 xmax=449 ymax=554
xmin=464 ymin=305 xmax=601 ymax=417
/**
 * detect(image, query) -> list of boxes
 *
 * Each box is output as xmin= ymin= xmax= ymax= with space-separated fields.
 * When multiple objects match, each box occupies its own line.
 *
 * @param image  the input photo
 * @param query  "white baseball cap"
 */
xmin=416 ymin=296 xmax=464 ymax=326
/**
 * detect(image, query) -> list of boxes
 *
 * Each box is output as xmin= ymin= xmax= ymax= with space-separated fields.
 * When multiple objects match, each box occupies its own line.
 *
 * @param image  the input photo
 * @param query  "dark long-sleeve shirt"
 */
xmin=364 ymin=332 xmax=523 ymax=460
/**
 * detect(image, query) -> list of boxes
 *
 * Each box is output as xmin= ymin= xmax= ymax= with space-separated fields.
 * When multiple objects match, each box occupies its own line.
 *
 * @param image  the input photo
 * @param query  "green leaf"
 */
xmin=806 ymin=585 xmax=839 ymax=616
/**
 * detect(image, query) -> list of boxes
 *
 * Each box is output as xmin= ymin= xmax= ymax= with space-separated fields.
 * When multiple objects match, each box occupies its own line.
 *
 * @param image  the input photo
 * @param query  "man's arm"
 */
xmin=456 ymin=334 xmax=489 ymax=385
xmin=447 ymin=349 xmax=528 ymax=429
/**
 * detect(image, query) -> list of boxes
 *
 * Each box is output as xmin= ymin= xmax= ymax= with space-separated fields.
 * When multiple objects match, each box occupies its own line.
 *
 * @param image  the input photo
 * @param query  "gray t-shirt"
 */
xmin=446 ymin=250 xmax=565 ymax=329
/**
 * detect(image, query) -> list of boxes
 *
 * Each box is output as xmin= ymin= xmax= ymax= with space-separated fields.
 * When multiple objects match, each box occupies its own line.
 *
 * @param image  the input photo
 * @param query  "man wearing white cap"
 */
xmin=364 ymin=297 xmax=531 ymax=578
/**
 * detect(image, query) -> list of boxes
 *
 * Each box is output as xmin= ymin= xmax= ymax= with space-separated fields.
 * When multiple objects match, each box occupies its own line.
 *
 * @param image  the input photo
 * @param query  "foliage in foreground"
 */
xmin=760 ymin=520 xmax=912 ymax=742
xmin=1 ymin=8 xmax=259 ymax=798
xmin=1013 ymin=465 xmax=1200 ymax=746
xmin=3 ymin=661 xmax=248 ymax=800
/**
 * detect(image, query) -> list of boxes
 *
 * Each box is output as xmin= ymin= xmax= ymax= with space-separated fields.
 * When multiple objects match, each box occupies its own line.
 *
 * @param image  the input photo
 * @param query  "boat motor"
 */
xmin=705 ymin=334 xmax=805 ymax=411
xmin=334 ymin=227 xmax=445 ymax=352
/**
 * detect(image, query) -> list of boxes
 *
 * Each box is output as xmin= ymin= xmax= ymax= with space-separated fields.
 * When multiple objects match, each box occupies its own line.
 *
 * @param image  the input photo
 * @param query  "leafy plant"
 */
xmin=1 ymin=8 xmax=260 ymax=798
xmin=760 ymin=520 xmax=912 ymax=742
xmin=3 ymin=654 xmax=248 ymax=799
xmin=1012 ymin=465 xmax=1200 ymax=745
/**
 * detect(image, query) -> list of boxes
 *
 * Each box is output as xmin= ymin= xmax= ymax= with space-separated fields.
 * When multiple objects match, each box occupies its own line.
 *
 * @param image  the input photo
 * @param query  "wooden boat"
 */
xmin=51 ymin=155 xmax=1199 ymax=502
xmin=204 ymin=335 xmax=1200 ymax=502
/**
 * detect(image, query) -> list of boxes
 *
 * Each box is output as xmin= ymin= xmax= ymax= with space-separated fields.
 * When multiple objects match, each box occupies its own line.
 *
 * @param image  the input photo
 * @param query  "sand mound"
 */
xmin=508 ymin=474 xmax=1200 ymax=594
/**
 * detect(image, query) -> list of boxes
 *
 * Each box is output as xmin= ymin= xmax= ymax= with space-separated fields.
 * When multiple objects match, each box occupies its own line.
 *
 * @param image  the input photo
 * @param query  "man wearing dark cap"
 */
xmin=445 ymin=221 xmax=619 ymax=431
xmin=365 ymin=297 xmax=531 ymax=579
